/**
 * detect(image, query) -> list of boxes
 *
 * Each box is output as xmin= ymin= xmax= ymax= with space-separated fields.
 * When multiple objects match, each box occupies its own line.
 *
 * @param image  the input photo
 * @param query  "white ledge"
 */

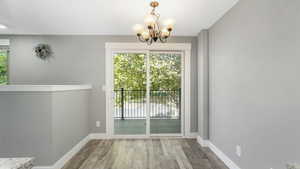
xmin=0 ymin=85 xmax=92 ymax=92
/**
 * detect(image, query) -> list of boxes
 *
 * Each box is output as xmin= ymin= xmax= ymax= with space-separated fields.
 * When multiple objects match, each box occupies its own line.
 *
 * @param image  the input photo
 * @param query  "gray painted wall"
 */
xmin=0 ymin=35 xmax=198 ymax=133
xmin=0 ymin=92 xmax=53 ymax=165
xmin=52 ymin=90 xmax=90 ymax=164
xmin=209 ymin=0 xmax=300 ymax=168
xmin=0 ymin=90 xmax=90 ymax=165
xmin=198 ymin=30 xmax=209 ymax=139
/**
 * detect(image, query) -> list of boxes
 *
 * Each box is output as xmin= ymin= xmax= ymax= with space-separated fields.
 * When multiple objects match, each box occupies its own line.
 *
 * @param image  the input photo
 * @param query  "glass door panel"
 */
xmin=0 ymin=48 xmax=8 ymax=85
xmin=113 ymin=52 xmax=147 ymax=135
xmin=149 ymin=52 xmax=182 ymax=134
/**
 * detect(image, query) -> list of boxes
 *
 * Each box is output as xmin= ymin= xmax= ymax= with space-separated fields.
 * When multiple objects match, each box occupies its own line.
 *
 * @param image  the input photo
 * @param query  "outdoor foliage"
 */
xmin=114 ymin=53 xmax=181 ymax=106
xmin=114 ymin=53 xmax=181 ymax=91
xmin=114 ymin=53 xmax=147 ymax=91
xmin=149 ymin=53 xmax=181 ymax=91
xmin=0 ymin=50 xmax=8 ymax=85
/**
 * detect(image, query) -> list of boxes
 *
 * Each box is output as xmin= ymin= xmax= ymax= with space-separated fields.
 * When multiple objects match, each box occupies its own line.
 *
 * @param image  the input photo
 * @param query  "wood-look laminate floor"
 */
xmin=62 ymin=139 xmax=228 ymax=169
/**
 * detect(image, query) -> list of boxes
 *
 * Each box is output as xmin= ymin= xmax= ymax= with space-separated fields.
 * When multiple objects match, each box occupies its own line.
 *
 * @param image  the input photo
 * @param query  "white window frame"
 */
xmin=105 ymin=43 xmax=191 ymax=138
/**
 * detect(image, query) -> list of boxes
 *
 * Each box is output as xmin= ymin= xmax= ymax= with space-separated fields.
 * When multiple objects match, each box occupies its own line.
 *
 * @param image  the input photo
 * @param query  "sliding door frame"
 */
xmin=148 ymin=51 xmax=184 ymax=137
xmin=110 ymin=50 xmax=149 ymax=137
xmin=105 ymin=43 xmax=191 ymax=138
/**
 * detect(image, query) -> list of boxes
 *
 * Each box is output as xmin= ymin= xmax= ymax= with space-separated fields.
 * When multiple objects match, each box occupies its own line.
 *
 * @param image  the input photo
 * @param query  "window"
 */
xmin=0 ymin=47 xmax=8 ymax=85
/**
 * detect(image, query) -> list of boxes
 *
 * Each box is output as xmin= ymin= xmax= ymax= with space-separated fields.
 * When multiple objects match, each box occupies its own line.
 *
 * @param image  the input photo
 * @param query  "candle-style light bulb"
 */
xmin=133 ymin=24 xmax=144 ymax=36
xmin=142 ymin=31 xmax=150 ymax=40
xmin=161 ymin=28 xmax=170 ymax=38
xmin=163 ymin=19 xmax=175 ymax=31
xmin=144 ymin=14 xmax=156 ymax=28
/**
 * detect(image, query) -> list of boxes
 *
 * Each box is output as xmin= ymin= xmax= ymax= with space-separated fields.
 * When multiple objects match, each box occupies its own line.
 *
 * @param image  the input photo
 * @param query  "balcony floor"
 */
xmin=114 ymin=119 xmax=181 ymax=135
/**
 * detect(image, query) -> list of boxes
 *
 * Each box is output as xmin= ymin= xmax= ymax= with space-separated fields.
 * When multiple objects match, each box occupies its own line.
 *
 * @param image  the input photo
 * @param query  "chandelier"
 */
xmin=133 ymin=1 xmax=174 ymax=45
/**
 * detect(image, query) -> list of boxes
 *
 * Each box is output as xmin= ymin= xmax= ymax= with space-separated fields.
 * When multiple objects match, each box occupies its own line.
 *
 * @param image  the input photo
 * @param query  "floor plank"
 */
xmin=63 ymin=139 xmax=229 ymax=169
xmin=62 ymin=140 xmax=101 ymax=169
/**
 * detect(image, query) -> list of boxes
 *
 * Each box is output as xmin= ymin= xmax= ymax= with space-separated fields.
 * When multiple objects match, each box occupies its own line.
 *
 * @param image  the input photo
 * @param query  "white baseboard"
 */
xmin=196 ymin=136 xmax=209 ymax=147
xmin=33 ymin=135 xmax=90 ymax=169
xmin=89 ymin=133 xmax=108 ymax=140
xmin=52 ymin=135 xmax=90 ymax=169
xmin=185 ymin=132 xmax=199 ymax=138
xmin=207 ymin=142 xmax=241 ymax=169
xmin=33 ymin=166 xmax=53 ymax=169
xmin=201 ymin=140 xmax=241 ymax=169
xmin=89 ymin=133 xmax=198 ymax=139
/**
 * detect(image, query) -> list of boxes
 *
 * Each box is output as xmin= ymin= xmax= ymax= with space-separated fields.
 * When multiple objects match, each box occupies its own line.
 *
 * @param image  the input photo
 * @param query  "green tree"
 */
xmin=149 ymin=53 xmax=181 ymax=105
xmin=114 ymin=53 xmax=147 ymax=90
xmin=114 ymin=53 xmax=181 ymax=91
xmin=113 ymin=53 xmax=181 ymax=105
xmin=150 ymin=53 xmax=181 ymax=91
xmin=0 ymin=50 xmax=8 ymax=85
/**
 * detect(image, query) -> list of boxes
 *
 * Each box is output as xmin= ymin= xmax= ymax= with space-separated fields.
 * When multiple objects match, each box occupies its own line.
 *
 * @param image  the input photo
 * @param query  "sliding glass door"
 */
xmin=113 ymin=52 xmax=147 ymax=135
xmin=112 ymin=51 xmax=183 ymax=136
xmin=149 ymin=52 xmax=182 ymax=135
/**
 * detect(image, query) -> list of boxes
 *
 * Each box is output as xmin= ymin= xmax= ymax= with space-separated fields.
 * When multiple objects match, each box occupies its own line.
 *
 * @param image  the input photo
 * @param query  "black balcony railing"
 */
xmin=114 ymin=89 xmax=181 ymax=120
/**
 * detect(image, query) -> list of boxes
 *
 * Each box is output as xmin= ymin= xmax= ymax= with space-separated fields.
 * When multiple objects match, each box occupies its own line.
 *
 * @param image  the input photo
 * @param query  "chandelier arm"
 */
xmin=155 ymin=12 xmax=161 ymax=31
xmin=138 ymin=36 xmax=147 ymax=43
xmin=149 ymin=29 xmax=154 ymax=39
xmin=146 ymin=38 xmax=151 ymax=45
xmin=159 ymin=36 xmax=168 ymax=43
xmin=168 ymin=31 xmax=172 ymax=37
xmin=151 ymin=8 xmax=155 ymax=15
xmin=156 ymin=21 xmax=161 ymax=33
